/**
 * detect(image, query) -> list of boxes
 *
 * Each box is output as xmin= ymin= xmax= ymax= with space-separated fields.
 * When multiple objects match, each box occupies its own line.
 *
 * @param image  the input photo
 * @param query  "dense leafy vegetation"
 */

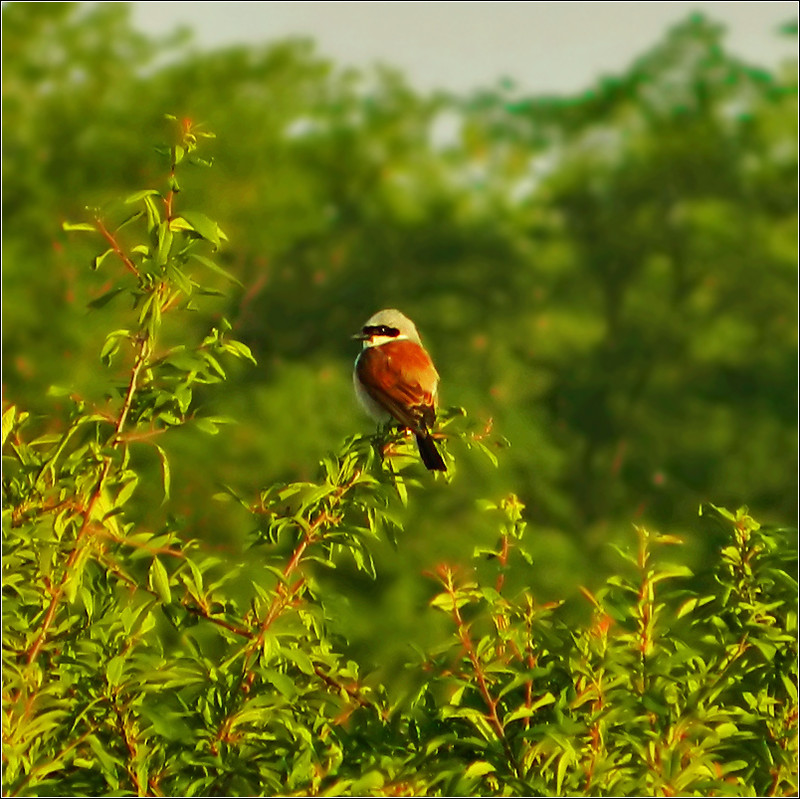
xmin=2 ymin=4 xmax=797 ymax=795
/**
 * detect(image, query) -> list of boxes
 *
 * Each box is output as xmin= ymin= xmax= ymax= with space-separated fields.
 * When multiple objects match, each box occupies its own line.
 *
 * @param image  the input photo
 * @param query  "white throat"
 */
xmin=362 ymin=333 xmax=409 ymax=348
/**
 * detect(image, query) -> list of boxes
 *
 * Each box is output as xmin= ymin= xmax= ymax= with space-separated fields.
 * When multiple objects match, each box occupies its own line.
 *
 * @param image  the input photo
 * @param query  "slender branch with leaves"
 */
xmin=3 ymin=124 xmax=796 ymax=798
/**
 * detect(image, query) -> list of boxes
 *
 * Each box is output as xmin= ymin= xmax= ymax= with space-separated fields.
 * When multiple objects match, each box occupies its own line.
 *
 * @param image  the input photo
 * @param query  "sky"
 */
xmin=129 ymin=1 xmax=798 ymax=95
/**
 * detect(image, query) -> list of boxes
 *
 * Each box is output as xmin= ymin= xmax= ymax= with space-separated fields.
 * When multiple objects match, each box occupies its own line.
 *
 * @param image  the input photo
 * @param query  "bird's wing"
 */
xmin=356 ymin=341 xmax=438 ymax=431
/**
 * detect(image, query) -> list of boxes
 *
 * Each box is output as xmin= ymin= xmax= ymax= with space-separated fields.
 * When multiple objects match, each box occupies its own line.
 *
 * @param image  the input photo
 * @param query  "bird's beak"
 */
xmin=352 ymin=332 xmax=368 ymax=341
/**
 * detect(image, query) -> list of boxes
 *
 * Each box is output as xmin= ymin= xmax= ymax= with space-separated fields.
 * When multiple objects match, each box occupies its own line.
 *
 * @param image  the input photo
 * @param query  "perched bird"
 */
xmin=353 ymin=309 xmax=447 ymax=471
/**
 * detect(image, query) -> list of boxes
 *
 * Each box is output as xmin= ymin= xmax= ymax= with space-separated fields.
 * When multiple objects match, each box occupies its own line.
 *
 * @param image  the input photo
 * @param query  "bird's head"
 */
xmin=353 ymin=308 xmax=422 ymax=347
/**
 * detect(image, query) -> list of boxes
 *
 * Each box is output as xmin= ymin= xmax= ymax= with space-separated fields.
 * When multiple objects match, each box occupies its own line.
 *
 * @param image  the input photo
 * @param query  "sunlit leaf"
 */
xmin=150 ymin=557 xmax=171 ymax=604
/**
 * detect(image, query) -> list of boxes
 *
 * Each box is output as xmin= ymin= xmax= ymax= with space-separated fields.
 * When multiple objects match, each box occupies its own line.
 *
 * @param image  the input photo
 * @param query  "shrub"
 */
xmin=3 ymin=124 xmax=796 ymax=797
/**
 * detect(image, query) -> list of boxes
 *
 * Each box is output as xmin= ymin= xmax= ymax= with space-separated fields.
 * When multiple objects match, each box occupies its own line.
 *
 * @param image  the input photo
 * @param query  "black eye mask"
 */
xmin=363 ymin=325 xmax=400 ymax=337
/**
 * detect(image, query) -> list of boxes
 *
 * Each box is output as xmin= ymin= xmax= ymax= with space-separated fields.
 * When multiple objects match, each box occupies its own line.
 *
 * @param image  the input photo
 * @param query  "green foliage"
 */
xmin=3 ymin=123 xmax=796 ymax=797
xmin=420 ymin=501 xmax=797 ymax=797
xmin=3 ymin=6 xmax=796 ymax=570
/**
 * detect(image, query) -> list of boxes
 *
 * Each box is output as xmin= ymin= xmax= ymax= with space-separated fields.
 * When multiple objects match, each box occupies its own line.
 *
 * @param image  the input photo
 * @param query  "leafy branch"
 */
xmin=3 ymin=120 xmax=795 ymax=798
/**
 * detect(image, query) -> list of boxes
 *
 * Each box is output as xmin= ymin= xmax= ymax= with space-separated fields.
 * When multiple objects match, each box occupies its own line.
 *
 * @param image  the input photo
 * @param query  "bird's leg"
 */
xmin=375 ymin=423 xmax=415 ymax=462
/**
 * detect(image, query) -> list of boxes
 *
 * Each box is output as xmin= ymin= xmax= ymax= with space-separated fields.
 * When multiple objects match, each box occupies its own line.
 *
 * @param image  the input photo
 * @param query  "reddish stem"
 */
xmin=441 ymin=566 xmax=520 ymax=777
xmin=95 ymin=217 xmax=141 ymax=279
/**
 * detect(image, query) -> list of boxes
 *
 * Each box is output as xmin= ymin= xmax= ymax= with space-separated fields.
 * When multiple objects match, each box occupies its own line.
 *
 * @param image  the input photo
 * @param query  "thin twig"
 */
xmin=25 ymin=337 xmax=151 ymax=670
xmin=441 ymin=566 xmax=521 ymax=778
xmin=95 ymin=217 xmax=141 ymax=279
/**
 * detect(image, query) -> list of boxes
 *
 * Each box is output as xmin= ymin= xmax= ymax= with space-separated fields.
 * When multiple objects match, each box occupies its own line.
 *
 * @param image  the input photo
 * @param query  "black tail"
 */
xmin=415 ymin=432 xmax=446 ymax=472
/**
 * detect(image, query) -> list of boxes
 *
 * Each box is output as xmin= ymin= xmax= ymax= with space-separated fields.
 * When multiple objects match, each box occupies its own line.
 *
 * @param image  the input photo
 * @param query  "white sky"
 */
xmin=129 ymin=1 xmax=798 ymax=94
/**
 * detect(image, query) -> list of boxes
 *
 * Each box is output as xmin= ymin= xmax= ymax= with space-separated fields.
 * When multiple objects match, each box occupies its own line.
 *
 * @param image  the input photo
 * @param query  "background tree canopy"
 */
xmin=2 ymin=2 xmax=797 ymax=654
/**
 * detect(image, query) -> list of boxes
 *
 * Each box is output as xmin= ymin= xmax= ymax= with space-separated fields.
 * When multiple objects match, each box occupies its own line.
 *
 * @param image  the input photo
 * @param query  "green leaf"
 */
xmin=181 ymin=211 xmax=227 ymax=247
xmin=473 ymin=439 xmax=498 ymax=467
xmin=263 ymin=669 xmax=297 ymax=699
xmin=283 ymin=646 xmax=314 ymax=675
xmin=677 ymin=597 xmax=699 ymax=619
xmin=223 ymin=338 xmax=257 ymax=364
xmin=2 ymin=405 xmax=16 ymax=446
xmin=106 ymin=655 xmax=125 ymax=687
xmin=651 ymin=563 xmax=693 ymax=583
xmin=166 ymin=262 xmax=193 ymax=295
xmin=62 ymin=221 xmax=96 ymax=232
xmin=155 ymin=444 xmax=171 ymax=501
xmin=556 ymin=748 xmax=575 ymax=796
xmin=88 ymin=285 xmax=126 ymax=309
xmin=114 ymin=210 xmax=145 ymax=232
xmin=99 ymin=328 xmax=130 ymax=365
xmin=168 ymin=216 xmax=194 ymax=233
xmin=114 ymin=473 xmax=139 ymax=509
xmin=188 ymin=252 xmax=242 ymax=286
xmin=149 ymin=558 xmax=171 ymax=604
xmin=464 ymin=760 xmax=495 ymax=778
xmin=143 ymin=194 xmax=161 ymax=231
xmin=156 ymin=222 xmax=173 ymax=266
xmin=504 ymin=693 xmax=556 ymax=724
xmin=92 ymin=248 xmax=115 ymax=271
xmin=351 ymin=771 xmax=384 ymax=793
xmin=443 ymin=707 xmax=495 ymax=740
xmin=194 ymin=418 xmax=222 ymax=435
xmin=125 ymin=189 xmax=162 ymax=204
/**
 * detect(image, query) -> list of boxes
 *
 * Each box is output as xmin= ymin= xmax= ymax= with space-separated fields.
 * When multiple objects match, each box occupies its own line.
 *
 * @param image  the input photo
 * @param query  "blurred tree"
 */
xmin=2 ymin=3 xmax=796 ymax=625
xmin=2 ymin=2 xmax=180 ymax=398
xmin=452 ymin=15 xmax=797 ymax=547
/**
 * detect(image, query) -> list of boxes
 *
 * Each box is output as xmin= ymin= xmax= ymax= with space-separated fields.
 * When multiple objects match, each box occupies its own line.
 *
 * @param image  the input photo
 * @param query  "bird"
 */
xmin=353 ymin=308 xmax=447 ymax=471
